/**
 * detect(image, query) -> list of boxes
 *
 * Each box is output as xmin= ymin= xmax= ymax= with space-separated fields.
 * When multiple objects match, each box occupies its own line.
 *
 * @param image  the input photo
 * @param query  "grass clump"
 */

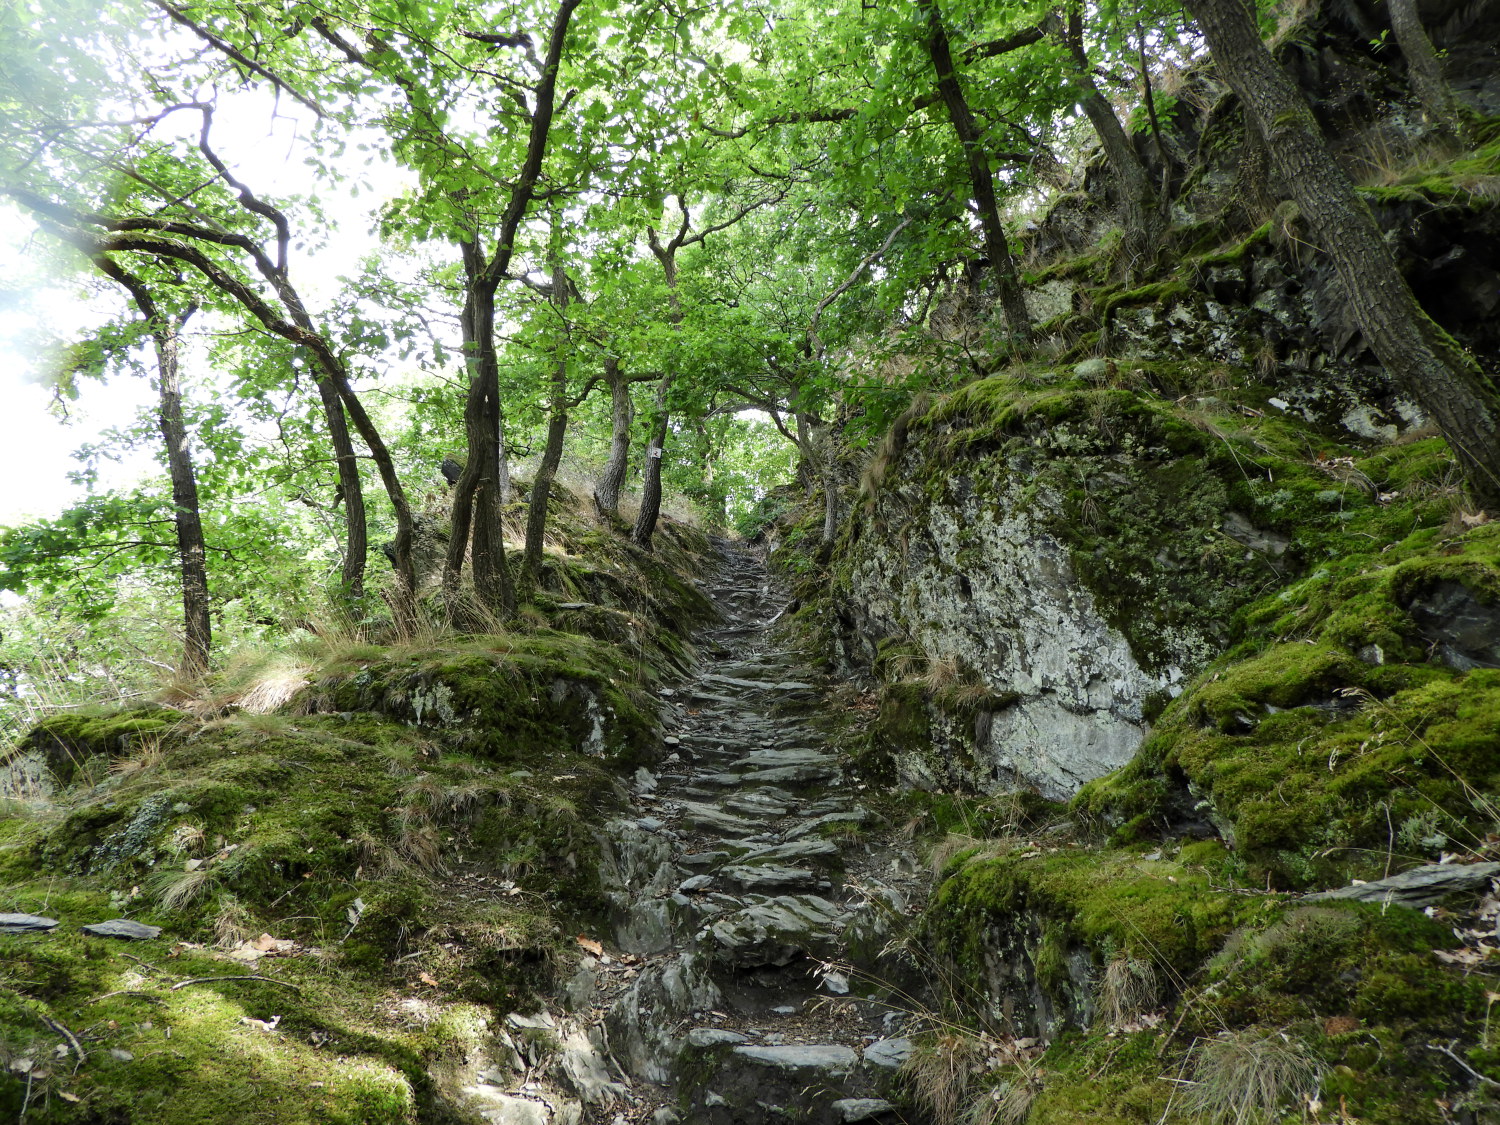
xmin=1181 ymin=1029 xmax=1322 ymax=1125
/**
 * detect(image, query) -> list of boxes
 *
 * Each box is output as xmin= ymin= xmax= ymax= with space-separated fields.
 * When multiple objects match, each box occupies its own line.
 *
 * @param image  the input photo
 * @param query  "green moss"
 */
xmin=0 ymin=697 xmax=618 ymax=1122
xmin=304 ymin=628 xmax=658 ymax=766
xmin=928 ymin=846 xmax=1264 ymax=984
xmin=1025 ymin=1030 xmax=1174 ymax=1124
xmin=20 ymin=706 xmax=183 ymax=784
xmin=1192 ymin=220 xmax=1274 ymax=268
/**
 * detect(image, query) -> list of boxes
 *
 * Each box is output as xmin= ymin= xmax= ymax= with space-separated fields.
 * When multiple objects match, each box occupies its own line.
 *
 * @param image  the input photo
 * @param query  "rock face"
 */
xmin=840 ymin=472 xmax=1175 ymax=801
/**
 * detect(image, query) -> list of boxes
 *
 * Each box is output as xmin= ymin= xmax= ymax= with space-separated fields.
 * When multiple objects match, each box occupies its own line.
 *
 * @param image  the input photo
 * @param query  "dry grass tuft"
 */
xmin=108 ymin=733 xmax=168 ymax=778
xmin=904 ymin=1030 xmax=983 ymax=1124
xmin=148 ymin=866 xmax=216 ymax=912
xmin=213 ymin=895 xmax=253 ymax=948
xmin=1182 ymin=1029 xmax=1321 ymax=1125
xmin=1095 ymin=955 xmax=1160 ymax=1027
xmin=916 ymin=656 xmax=965 ymax=693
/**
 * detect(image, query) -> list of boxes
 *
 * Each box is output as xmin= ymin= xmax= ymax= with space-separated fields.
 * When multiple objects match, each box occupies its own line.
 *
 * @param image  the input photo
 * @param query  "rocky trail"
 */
xmin=463 ymin=540 xmax=930 ymax=1125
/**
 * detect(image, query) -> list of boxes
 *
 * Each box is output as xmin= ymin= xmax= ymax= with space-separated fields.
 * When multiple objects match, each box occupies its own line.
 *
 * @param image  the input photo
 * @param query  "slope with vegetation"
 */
xmin=3 ymin=0 xmax=1500 ymax=1121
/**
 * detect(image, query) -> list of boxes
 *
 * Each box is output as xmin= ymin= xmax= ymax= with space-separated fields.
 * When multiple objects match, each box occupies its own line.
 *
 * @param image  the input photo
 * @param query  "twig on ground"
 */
xmin=41 ymin=1015 xmax=87 ymax=1072
xmin=169 ymin=974 xmax=302 ymax=993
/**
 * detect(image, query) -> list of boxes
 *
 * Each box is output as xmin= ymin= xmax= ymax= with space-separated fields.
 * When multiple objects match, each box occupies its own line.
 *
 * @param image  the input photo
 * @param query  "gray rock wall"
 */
xmin=837 ymin=462 xmax=1188 ymax=802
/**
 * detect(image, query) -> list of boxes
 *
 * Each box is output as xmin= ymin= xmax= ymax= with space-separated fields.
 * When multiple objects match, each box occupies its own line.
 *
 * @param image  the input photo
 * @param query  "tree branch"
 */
xmin=144 ymin=0 xmax=324 ymax=117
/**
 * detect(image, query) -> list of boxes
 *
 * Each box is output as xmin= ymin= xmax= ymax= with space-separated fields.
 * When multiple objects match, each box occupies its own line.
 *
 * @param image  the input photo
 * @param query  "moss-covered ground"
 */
xmin=0 ymin=500 xmax=714 ymax=1123
xmin=1 ymin=705 xmax=617 ymax=1122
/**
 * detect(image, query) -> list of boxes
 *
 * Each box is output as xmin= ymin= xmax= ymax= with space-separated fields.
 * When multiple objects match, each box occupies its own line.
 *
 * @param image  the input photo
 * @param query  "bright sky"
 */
xmin=0 ymin=84 xmax=411 ymax=528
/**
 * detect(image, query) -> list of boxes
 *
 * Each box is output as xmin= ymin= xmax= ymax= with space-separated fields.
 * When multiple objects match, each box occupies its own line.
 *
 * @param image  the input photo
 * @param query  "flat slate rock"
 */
xmin=720 ymin=864 xmax=822 ymax=890
xmin=686 ymin=1028 xmax=751 ymax=1048
xmin=82 ymin=919 xmax=162 ymax=941
xmin=1308 ymin=862 xmax=1500 ymax=907
xmin=737 ymin=838 xmax=841 ymax=865
xmin=678 ymin=802 xmax=760 ymax=835
xmin=862 ymin=1038 xmax=913 ymax=1069
xmin=730 ymin=1044 xmax=858 ymax=1074
xmin=833 ymin=1099 xmax=898 ymax=1123
xmin=0 ymin=913 xmax=59 ymax=934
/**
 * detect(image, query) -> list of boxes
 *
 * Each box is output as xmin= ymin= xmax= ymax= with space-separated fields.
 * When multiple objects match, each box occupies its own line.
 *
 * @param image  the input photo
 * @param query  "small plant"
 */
xmin=903 ymin=1029 xmax=982 ymax=1124
xmin=147 ymin=865 xmax=217 ymax=912
xmin=1095 ymin=954 xmax=1160 ymax=1027
xmin=1182 ymin=1028 xmax=1322 ymax=1125
xmin=213 ymin=894 xmax=253 ymax=948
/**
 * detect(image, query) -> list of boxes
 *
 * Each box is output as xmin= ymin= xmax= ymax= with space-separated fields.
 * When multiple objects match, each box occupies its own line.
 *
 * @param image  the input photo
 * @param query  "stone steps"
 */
xmin=503 ymin=539 xmax=922 ymax=1125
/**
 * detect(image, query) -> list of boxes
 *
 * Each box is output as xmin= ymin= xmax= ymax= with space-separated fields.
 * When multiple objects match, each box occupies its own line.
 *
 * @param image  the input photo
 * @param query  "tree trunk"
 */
xmin=1185 ymin=0 xmax=1500 ymax=508
xmin=593 ymin=354 xmax=632 ymax=520
xmin=93 ymin=262 xmax=213 ymax=677
xmin=319 ymin=365 xmax=417 ymax=625
xmin=804 ymin=415 xmax=842 ymax=549
xmin=445 ymin=248 xmax=517 ymax=624
xmin=1388 ymin=0 xmax=1470 ymax=148
xmin=438 ymin=0 xmax=578 ymax=622
xmin=153 ymin=314 xmax=212 ymax=677
xmin=917 ymin=0 xmax=1032 ymax=345
xmin=1056 ymin=8 xmax=1162 ymax=276
xmin=314 ymin=374 xmax=366 ymax=604
xmin=635 ymin=229 xmax=687 ymax=550
xmin=522 ymin=257 xmax=571 ymax=584
xmin=632 ymin=373 xmax=672 ymax=550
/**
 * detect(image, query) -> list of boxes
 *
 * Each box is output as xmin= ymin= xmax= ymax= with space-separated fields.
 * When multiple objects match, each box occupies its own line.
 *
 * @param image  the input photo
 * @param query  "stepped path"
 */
xmin=463 ymin=540 xmax=928 ymax=1124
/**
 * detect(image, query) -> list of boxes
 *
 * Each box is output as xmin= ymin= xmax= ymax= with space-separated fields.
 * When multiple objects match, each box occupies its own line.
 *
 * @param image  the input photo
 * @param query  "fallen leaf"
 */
xmin=1435 ymin=947 xmax=1488 ymax=966
xmin=576 ymin=935 xmax=604 ymax=956
xmin=419 ymin=971 xmax=439 ymax=987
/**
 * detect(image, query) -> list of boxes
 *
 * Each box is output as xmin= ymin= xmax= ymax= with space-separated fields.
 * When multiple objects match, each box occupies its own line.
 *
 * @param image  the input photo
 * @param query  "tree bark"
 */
xmin=632 ymin=373 xmax=673 ymax=550
xmin=1387 ymin=0 xmax=1470 ymax=148
xmin=444 ymin=248 xmax=517 ymax=623
xmin=634 ymin=223 xmax=687 ymax=550
xmin=312 ymin=374 xmax=367 ymax=602
xmin=593 ymin=354 xmax=633 ymax=521
xmin=441 ymin=0 xmax=579 ymax=623
xmin=1055 ymin=7 xmax=1162 ymax=276
xmin=522 ymin=255 xmax=571 ymax=584
xmin=917 ymin=0 xmax=1032 ymax=345
xmin=1185 ymin=0 xmax=1500 ymax=508
xmin=93 ymin=262 xmax=212 ymax=678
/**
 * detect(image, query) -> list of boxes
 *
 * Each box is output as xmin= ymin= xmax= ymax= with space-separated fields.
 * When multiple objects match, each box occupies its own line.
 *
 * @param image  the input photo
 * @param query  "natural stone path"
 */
xmin=462 ymin=540 xmax=928 ymax=1124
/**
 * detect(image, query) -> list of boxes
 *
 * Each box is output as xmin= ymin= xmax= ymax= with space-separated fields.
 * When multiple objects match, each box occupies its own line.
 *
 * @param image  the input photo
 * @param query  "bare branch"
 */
xmin=144 ymin=0 xmax=324 ymax=117
xmin=808 ymin=213 xmax=918 ymax=358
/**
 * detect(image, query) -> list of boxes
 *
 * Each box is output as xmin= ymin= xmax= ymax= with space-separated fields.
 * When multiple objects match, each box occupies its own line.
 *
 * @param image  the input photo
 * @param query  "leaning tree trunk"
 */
xmin=918 ymin=0 xmax=1032 ymax=345
xmin=1056 ymin=7 xmax=1162 ymax=276
xmin=1387 ymin=0 xmax=1470 ymax=148
xmin=1185 ymin=0 xmax=1500 ymax=509
xmin=522 ymin=257 xmax=572 ymax=584
xmin=593 ymin=354 xmax=633 ymax=520
xmin=151 ymin=314 xmax=212 ymax=677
